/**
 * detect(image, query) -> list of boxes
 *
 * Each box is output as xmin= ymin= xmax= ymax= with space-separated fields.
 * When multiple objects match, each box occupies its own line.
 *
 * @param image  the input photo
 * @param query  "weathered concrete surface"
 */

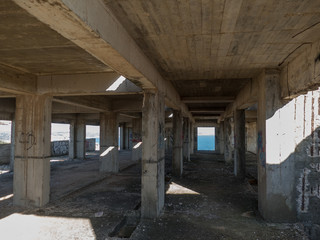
xmin=141 ymin=91 xmax=165 ymax=218
xmin=131 ymin=118 xmax=142 ymax=161
xmin=13 ymin=95 xmax=52 ymax=207
xmin=75 ymin=118 xmax=85 ymax=160
xmin=0 ymin=144 xmax=11 ymax=164
xmin=99 ymin=112 xmax=119 ymax=173
xmin=246 ymin=122 xmax=257 ymax=154
xmin=234 ymin=109 xmax=245 ymax=178
xmin=172 ymin=110 xmax=183 ymax=176
xmin=224 ymin=118 xmax=234 ymax=163
xmin=280 ymin=38 xmax=320 ymax=99
xmin=218 ymin=122 xmax=225 ymax=154
xmin=183 ymin=118 xmax=190 ymax=162
xmin=258 ymin=69 xmax=320 ymax=223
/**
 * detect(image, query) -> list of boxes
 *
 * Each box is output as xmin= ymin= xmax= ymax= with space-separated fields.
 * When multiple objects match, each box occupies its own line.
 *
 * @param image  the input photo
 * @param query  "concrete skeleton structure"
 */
xmin=0 ymin=0 xmax=319 ymax=225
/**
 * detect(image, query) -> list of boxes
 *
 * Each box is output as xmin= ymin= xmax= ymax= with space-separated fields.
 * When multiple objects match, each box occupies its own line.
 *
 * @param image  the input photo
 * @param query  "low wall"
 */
xmin=0 ymin=144 xmax=10 ymax=164
xmin=51 ymin=140 xmax=69 ymax=156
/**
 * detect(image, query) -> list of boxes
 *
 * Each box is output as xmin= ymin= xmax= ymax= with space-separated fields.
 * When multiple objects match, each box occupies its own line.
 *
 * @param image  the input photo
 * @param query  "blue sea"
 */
xmin=198 ymin=135 xmax=215 ymax=151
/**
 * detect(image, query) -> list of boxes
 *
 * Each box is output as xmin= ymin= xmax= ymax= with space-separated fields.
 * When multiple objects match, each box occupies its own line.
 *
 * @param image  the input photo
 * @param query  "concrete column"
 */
xmin=99 ymin=112 xmax=119 ymax=172
xmin=119 ymin=124 xmax=124 ymax=150
xmin=215 ymin=127 xmax=220 ymax=153
xmin=194 ymin=127 xmax=198 ymax=153
xmin=219 ymin=121 xmax=225 ymax=154
xmin=10 ymin=116 xmax=15 ymax=171
xmin=75 ymin=117 xmax=85 ymax=159
xmin=172 ymin=110 xmax=183 ymax=176
xmin=132 ymin=118 xmax=142 ymax=161
xmin=68 ymin=120 xmax=75 ymax=160
xmin=234 ymin=110 xmax=246 ymax=178
xmin=257 ymin=70 xmax=302 ymax=222
xmin=224 ymin=119 xmax=233 ymax=163
xmin=141 ymin=91 xmax=165 ymax=218
xmin=190 ymin=122 xmax=194 ymax=154
xmin=183 ymin=117 xmax=190 ymax=162
xmin=13 ymin=95 xmax=52 ymax=207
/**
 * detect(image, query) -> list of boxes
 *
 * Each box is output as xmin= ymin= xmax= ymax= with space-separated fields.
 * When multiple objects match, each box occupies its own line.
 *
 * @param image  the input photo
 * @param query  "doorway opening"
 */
xmin=197 ymin=127 xmax=215 ymax=151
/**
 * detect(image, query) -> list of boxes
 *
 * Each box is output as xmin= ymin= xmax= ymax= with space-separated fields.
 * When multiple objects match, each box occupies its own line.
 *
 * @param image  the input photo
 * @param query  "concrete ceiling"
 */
xmin=1 ymin=0 xmax=320 ymax=121
xmin=103 ymin=0 xmax=320 ymax=119
xmin=0 ymin=1 xmax=113 ymax=75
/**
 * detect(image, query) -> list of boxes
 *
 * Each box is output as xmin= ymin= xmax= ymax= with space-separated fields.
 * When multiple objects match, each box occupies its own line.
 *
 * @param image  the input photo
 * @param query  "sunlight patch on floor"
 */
xmin=166 ymin=182 xmax=200 ymax=195
xmin=0 ymin=213 xmax=96 ymax=240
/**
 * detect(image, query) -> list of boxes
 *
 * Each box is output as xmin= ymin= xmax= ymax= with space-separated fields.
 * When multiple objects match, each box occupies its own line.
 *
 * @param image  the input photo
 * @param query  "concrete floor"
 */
xmin=0 ymin=152 xmax=309 ymax=240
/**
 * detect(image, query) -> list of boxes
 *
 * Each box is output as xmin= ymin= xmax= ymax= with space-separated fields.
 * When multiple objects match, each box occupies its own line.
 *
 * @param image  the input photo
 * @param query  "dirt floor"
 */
xmin=0 ymin=151 xmax=311 ymax=240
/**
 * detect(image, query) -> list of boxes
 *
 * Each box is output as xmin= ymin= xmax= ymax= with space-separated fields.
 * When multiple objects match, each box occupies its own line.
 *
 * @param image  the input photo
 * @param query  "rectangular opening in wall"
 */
xmin=197 ymin=127 xmax=215 ymax=151
xmin=86 ymin=125 xmax=100 ymax=151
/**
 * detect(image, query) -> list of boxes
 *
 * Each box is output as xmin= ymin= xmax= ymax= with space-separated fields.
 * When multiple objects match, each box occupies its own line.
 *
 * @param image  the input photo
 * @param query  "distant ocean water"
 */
xmin=198 ymin=135 xmax=215 ymax=151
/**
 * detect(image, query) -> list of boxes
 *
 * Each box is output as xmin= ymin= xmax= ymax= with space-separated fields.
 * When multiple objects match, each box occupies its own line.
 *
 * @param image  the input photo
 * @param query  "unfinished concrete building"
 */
xmin=0 ymin=0 xmax=320 ymax=239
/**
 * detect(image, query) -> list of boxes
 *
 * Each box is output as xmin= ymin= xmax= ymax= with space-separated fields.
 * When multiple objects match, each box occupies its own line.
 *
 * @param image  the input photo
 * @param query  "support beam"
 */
xmin=219 ymin=121 xmax=224 ymax=154
xmin=75 ymin=117 xmax=86 ymax=160
xmin=14 ymin=0 xmax=192 ymax=119
xmin=141 ymin=91 xmax=165 ymax=218
xmin=183 ymin=118 xmax=190 ymax=162
xmin=99 ymin=112 xmax=119 ymax=172
xmin=0 ymin=65 xmax=36 ymax=95
xmin=172 ymin=110 xmax=183 ymax=176
xmin=132 ymin=118 xmax=142 ymax=161
xmin=189 ymin=108 xmax=225 ymax=114
xmin=234 ymin=110 xmax=245 ymax=178
xmin=38 ymin=73 xmax=142 ymax=96
xmin=190 ymin=122 xmax=194 ymax=154
xmin=53 ymin=96 xmax=110 ymax=112
xmin=181 ymin=96 xmax=235 ymax=103
xmin=69 ymin=120 xmax=75 ymax=160
xmin=224 ymin=118 xmax=233 ymax=163
xmin=13 ymin=95 xmax=52 ymax=207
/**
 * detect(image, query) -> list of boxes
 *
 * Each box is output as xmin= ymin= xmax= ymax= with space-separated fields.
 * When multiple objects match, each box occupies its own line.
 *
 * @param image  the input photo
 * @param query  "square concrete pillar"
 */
xmin=13 ymin=95 xmax=52 ymax=207
xmin=172 ymin=110 xmax=183 ymax=176
xmin=132 ymin=118 xmax=142 ymax=161
xmin=99 ymin=112 xmax=119 ymax=172
xmin=183 ymin=117 xmax=190 ymax=162
xmin=68 ymin=120 xmax=75 ymax=160
xmin=75 ymin=117 xmax=85 ymax=160
xmin=224 ymin=118 xmax=233 ymax=163
xmin=141 ymin=91 xmax=165 ymax=218
xmin=257 ymin=69 xmax=300 ymax=222
xmin=234 ymin=109 xmax=246 ymax=178
xmin=189 ymin=122 xmax=194 ymax=154
xmin=10 ymin=116 xmax=15 ymax=171
xmin=219 ymin=121 xmax=225 ymax=154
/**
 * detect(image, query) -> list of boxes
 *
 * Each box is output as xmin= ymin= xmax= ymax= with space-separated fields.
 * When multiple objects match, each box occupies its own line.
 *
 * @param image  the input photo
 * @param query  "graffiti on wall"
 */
xmin=51 ymin=140 xmax=69 ymax=156
xmin=257 ymin=131 xmax=265 ymax=168
xmin=19 ymin=131 xmax=36 ymax=150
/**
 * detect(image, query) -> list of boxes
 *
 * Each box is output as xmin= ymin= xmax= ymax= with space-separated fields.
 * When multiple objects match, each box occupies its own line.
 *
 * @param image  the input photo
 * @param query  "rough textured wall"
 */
xmin=246 ymin=122 xmax=257 ymax=154
xmin=51 ymin=140 xmax=69 ymax=156
xmin=0 ymin=144 xmax=10 ymax=164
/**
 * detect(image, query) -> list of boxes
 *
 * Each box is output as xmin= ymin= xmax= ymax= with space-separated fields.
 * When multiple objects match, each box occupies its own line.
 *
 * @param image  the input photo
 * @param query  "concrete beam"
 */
xmin=38 ymin=73 xmax=142 ymax=96
xmin=0 ymin=65 xmax=36 ymax=95
xmin=182 ymin=96 xmax=235 ymax=104
xmin=190 ymin=108 xmax=225 ymax=114
xmin=280 ymin=39 xmax=320 ymax=99
xmin=53 ymin=96 xmax=110 ymax=112
xmin=112 ymin=99 xmax=142 ymax=113
xmin=14 ymin=0 xmax=192 ymax=120
xmin=223 ymin=77 xmax=259 ymax=119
